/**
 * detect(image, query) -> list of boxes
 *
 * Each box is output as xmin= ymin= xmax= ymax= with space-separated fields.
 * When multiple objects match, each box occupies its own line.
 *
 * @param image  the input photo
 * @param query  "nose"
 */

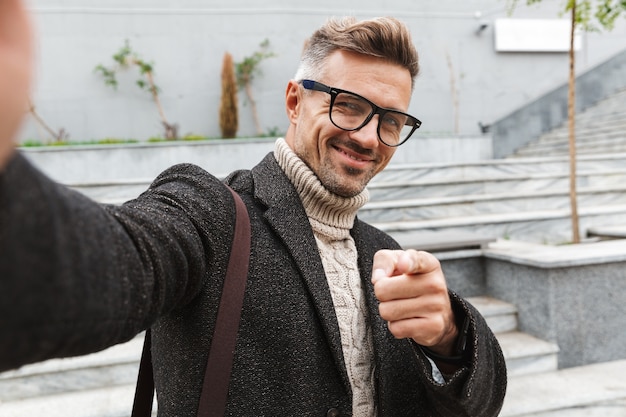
xmin=347 ymin=114 xmax=380 ymax=149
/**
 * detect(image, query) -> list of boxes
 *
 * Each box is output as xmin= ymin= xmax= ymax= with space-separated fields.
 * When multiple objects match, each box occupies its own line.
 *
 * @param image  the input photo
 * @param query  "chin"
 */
xmin=326 ymin=181 xmax=366 ymax=198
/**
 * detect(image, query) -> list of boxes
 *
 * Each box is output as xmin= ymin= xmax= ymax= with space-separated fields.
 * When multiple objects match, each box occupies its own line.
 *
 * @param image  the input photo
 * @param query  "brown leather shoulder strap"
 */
xmin=131 ymin=185 xmax=251 ymax=417
xmin=131 ymin=329 xmax=155 ymax=417
xmin=198 ymin=186 xmax=250 ymax=417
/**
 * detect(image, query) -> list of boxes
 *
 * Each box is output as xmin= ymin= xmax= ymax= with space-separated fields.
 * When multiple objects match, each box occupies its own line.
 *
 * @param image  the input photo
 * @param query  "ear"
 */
xmin=285 ymin=80 xmax=301 ymax=123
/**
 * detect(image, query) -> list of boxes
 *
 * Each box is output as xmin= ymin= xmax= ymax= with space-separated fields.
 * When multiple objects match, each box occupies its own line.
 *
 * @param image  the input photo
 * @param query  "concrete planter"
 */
xmin=20 ymin=137 xmax=277 ymax=184
xmin=484 ymin=239 xmax=626 ymax=369
xmin=19 ymin=134 xmax=492 ymax=185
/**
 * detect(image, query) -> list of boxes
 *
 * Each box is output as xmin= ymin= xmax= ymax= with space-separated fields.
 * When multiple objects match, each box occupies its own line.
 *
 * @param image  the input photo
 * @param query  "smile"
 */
xmin=343 ymin=149 xmax=365 ymax=161
xmin=334 ymin=145 xmax=373 ymax=164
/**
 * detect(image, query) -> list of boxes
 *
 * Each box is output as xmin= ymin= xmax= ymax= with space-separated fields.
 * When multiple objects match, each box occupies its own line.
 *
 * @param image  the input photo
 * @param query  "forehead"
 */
xmin=321 ymin=50 xmax=413 ymax=110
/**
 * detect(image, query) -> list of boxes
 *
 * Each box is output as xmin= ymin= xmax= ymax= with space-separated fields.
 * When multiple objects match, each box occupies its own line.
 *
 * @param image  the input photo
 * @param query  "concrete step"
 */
xmin=373 ymin=153 xmax=626 ymax=185
xmin=466 ymin=296 xmax=518 ymax=334
xmin=497 ymin=332 xmax=559 ymax=377
xmin=370 ymin=202 xmax=626 ymax=245
xmin=466 ymin=297 xmax=559 ymax=377
xmin=514 ymin=137 xmax=626 ymax=158
xmin=539 ymin=113 xmax=626 ymax=135
xmin=517 ymin=145 xmax=626 ymax=159
xmin=501 ymin=359 xmax=626 ymax=417
xmin=517 ymin=400 xmax=626 ymax=417
xmin=359 ymin=185 xmax=626 ymax=224
xmin=367 ymin=168 xmax=626 ymax=201
xmin=518 ymin=133 xmax=626 ymax=150
xmin=389 ymin=229 xmax=496 ymax=253
xmin=68 ymin=179 xmax=152 ymax=204
xmin=0 ymin=383 xmax=153 ymax=417
xmin=0 ymin=335 xmax=143 ymax=402
xmin=587 ymin=224 xmax=626 ymax=240
xmin=532 ymin=127 xmax=626 ymax=144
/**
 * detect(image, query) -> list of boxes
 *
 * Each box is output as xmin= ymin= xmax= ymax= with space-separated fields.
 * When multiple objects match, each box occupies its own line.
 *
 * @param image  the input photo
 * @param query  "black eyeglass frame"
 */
xmin=301 ymin=79 xmax=421 ymax=147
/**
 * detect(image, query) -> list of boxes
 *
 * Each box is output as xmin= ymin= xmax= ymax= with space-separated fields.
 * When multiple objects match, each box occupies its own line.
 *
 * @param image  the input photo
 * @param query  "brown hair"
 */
xmin=295 ymin=16 xmax=419 ymax=89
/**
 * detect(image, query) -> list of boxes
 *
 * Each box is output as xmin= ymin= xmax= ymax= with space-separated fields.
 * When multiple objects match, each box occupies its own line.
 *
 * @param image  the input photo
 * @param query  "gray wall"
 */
xmin=19 ymin=0 xmax=626 ymax=144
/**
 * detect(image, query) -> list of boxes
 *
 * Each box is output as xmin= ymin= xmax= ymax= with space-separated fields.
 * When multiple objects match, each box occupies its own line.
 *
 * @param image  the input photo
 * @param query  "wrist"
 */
xmin=420 ymin=314 xmax=470 ymax=366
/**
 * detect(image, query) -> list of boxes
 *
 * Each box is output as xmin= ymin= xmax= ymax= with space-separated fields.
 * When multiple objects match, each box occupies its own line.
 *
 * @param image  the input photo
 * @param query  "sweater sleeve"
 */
xmin=0 ymin=152 xmax=234 ymax=372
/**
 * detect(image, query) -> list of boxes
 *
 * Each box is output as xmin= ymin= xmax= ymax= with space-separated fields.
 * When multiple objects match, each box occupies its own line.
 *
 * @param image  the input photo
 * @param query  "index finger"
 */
xmin=372 ymin=249 xmax=440 ymax=283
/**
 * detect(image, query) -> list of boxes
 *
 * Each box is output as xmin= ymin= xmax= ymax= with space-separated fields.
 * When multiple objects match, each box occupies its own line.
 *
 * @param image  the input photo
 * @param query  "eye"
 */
xmin=381 ymin=112 xmax=406 ymax=130
xmin=334 ymin=93 xmax=369 ymax=115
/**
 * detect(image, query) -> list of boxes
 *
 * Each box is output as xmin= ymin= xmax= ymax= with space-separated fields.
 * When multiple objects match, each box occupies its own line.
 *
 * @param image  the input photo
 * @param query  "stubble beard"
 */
xmin=315 ymin=156 xmax=375 ymax=198
xmin=292 ymin=136 xmax=379 ymax=198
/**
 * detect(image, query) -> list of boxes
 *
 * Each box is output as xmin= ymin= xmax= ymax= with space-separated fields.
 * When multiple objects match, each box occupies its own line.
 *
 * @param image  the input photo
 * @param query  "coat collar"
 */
xmin=251 ymin=154 xmax=351 ymax=391
xmin=351 ymin=220 xmax=398 ymax=368
xmin=249 ymin=153 xmax=400 ymax=393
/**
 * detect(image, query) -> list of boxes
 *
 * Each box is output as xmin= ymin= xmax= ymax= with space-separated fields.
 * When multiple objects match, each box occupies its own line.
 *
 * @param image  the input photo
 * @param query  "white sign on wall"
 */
xmin=494 ymin=19 xmax=582 ymax=52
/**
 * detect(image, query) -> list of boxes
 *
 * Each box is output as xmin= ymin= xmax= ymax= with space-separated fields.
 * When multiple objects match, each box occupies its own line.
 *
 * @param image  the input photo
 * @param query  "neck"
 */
xmin=273 ymin=138 xmax=369 ymax=237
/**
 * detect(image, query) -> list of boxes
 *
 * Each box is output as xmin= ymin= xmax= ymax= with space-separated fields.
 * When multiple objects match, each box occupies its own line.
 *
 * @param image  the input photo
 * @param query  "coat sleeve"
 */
xmin=355 ymin=221 xmax=506 ymax=416
xmin=408 ymin=291 xmax=508 ymax=417
xmin=0 ymin=152 xmax=235 ymax=372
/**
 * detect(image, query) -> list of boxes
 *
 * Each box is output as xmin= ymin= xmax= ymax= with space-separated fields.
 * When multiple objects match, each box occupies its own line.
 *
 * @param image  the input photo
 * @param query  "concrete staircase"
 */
xmin=0 ymin=297 xmax=551 ymax=416
xmin=0 ymin=335 xmax=147 ymax=417
xmin=468 ymin=296 xmax=559 ymax=379
xmin=67 ymin=151 xmax=626 ymax=246
xmin=2 ymin=296 xmax=624 ymax=416
xmin=468 ymin=296 xmax=626 ymax=416
xmin=511 ymin=87 xmax=626 ymax=158
xmin=359 ymin=152 xmax=626 ymax=245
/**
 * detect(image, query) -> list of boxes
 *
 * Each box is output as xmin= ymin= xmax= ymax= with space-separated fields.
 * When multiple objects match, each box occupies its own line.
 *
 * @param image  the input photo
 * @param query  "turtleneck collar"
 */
xmin=273 ymin=138 xmax=369 ymax=238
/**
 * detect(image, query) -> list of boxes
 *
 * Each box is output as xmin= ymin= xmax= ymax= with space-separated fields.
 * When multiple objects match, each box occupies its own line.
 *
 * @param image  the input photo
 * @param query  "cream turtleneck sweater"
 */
xmin=274 ymin=138 xmax=376 ymax=417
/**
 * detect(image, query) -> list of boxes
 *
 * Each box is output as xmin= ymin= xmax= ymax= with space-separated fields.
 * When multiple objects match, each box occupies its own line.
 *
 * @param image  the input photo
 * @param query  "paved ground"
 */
xmin=501 ymin=360 xmax=626 ymax=416
xmin=521 ymin=399 xmax=626 ymax=417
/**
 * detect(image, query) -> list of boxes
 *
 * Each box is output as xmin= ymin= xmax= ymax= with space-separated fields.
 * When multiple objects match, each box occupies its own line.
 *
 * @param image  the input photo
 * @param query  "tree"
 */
xmin=219 ymin=52 xmax=239 ymax=139
xmin=235 ymin=39 xmax=276 ymax=136
xmin=508 ymin=0 xmax=626 ymax=243
xmin=95 ymin=40 xmax=178 ymax=140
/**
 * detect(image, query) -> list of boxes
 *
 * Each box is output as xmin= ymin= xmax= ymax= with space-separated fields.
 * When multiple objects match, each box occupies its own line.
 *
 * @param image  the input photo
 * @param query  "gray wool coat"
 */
xmin=0 ymin=152 xmax=507 ymax=417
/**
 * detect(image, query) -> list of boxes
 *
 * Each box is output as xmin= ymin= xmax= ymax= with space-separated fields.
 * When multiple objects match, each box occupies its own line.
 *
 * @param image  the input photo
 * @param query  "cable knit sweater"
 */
xmin=274 ymin=138 xmax=376 ymax=416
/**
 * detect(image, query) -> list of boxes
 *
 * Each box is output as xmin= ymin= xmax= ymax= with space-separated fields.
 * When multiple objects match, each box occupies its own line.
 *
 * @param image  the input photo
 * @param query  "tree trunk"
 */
xmin=245 ymin=83 xmax=262 ymax=136
xmin=144 ymin=69 xmax=177 ymax=140
xmin=28 ymin=99 xmax=66 ymax=142
xmin=568 ymin=3 xmax=581 ymax=243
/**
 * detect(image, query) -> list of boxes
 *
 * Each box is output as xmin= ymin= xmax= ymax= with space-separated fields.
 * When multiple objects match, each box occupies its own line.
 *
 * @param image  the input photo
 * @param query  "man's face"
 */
xmin=284 ymin=50 xmax=413 ymax=198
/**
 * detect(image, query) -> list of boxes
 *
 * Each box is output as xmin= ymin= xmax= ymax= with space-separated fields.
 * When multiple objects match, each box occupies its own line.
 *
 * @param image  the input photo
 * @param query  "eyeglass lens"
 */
xmin=331 ymin=91 xmax=416 ymax=146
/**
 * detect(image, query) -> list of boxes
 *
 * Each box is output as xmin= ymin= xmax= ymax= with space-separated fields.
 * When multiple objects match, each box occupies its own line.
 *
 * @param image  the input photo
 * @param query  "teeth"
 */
xmin=343 ymin=150 xmax=363 ymax=161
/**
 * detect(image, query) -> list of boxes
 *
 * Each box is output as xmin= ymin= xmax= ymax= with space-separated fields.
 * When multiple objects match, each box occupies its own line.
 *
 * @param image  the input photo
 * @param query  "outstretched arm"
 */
xmin=0 ymin=0 xmax=32 ymax=168
xmin=0 ymin=158 xmax=233 ymax=372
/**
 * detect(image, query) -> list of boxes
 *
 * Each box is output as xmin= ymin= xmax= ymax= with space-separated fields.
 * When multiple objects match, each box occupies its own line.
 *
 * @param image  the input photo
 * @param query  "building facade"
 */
xmin=21 ymin=0 xmax=626 ymax=143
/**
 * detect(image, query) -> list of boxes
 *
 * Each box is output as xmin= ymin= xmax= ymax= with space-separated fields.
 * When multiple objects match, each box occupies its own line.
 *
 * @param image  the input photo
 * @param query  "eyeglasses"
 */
xmin=301 ymin=79 xmax=421 ymax=147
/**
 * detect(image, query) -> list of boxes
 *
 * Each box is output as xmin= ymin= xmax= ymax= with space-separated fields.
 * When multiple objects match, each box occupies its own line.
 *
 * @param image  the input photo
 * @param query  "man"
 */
xmin=0 ymin=2 xmax=507 ymax=415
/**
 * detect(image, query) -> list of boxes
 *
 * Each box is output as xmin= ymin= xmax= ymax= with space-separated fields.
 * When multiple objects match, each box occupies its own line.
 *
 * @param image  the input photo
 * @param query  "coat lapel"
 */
xmin=351 ymin=220 xmax=401 ymax=366
xmin=251 ymin=154 xmax=351 ymax=391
